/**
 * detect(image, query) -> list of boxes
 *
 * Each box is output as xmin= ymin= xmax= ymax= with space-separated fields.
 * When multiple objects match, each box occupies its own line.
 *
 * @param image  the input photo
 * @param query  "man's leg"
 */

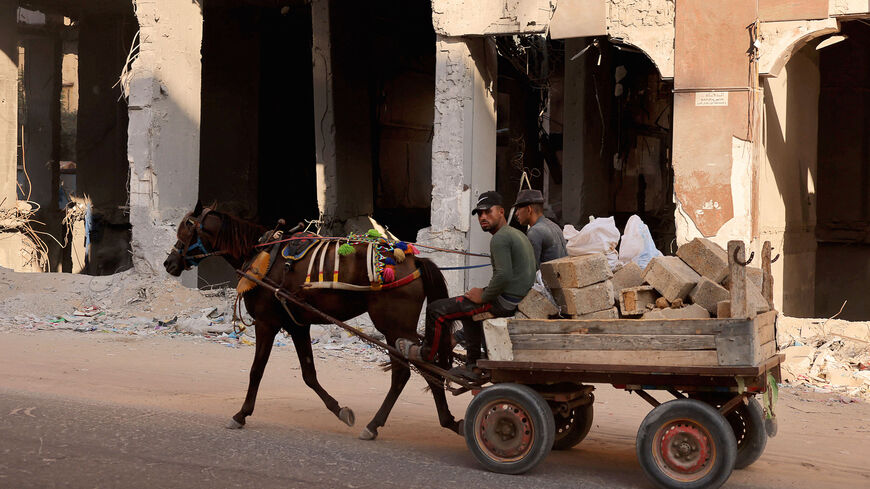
xmin=420 ymin=296 xmax=491 ymax=362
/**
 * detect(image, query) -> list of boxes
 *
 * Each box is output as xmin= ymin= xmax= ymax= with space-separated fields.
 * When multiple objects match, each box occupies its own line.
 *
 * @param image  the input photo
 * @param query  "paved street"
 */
xmin=1 ymin=332 xmax=869 ymax=489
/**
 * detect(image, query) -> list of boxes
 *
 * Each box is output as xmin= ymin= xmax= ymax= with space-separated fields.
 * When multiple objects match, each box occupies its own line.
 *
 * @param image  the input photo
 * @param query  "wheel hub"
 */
xmin=660 ymin=423 xmax=710 ymax=474
xmin=478 ymin=402 xmax=534 ymax=461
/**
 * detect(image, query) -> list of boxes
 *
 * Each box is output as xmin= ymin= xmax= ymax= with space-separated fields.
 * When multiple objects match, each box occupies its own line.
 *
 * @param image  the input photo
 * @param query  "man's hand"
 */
xmin=464 ymin=287 xmax=485 ymax=304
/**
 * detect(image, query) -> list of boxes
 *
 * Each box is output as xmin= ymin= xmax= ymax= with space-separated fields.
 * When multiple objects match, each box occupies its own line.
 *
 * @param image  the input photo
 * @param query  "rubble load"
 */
xmin=0 ymin=266 xmax=389 ymax=365
xmin=524 ymin=236 xmax=771 ymax=322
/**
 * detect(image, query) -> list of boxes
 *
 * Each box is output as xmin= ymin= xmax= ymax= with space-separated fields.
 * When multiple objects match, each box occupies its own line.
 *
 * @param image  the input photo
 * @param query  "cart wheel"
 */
xmin=689 ymin=393 xmax=768 ymax=469
xmin=551 ymin=396 xmax=594 ymax=450
xmin=636 ymin=399 xmax=737 ymax=489
xmin=464 ymin=383 xmax=555 ymax=474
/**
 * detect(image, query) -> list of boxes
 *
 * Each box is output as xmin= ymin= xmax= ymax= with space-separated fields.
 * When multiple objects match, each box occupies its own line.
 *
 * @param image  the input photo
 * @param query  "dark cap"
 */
xmin=512 ymin=189 xmax=545 ymax=208
xmin=472 ymin=191 xmax=503 ymax=215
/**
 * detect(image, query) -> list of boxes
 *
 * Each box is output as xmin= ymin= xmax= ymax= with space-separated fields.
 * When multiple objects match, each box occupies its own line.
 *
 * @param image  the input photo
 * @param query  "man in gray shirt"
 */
xmin=513 ymin=189 xmax=567 ymax=268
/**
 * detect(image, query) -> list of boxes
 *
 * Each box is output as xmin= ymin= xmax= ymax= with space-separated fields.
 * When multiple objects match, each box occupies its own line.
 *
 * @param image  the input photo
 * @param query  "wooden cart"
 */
xmin=461 ymin=241 xmax=781 ymax=489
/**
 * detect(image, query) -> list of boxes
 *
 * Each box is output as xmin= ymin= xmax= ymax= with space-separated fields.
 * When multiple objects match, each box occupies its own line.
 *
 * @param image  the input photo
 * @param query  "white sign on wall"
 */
xmin=695 ymin=91 xmax=729 ymax=106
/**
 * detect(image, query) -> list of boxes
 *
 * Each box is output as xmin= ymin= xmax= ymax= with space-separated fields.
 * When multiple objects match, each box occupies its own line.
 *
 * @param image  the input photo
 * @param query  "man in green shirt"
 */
xmin=396 ymin=191 xmax=536 ymax=377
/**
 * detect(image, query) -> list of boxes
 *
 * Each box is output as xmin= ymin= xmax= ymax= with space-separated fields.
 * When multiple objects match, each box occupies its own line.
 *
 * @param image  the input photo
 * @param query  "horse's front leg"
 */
xmin=227 ymin=321 xmax=278 ymax=429
xmin=359 ymin=354 xmax=411 ymax=441
xmin=289 ymin=327 xmax=355 ymax=427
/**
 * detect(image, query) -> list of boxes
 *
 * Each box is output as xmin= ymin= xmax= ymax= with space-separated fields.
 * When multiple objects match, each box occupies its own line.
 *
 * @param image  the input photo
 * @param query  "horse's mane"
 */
xmin=210 ymin=210 xmax=267 ymax=260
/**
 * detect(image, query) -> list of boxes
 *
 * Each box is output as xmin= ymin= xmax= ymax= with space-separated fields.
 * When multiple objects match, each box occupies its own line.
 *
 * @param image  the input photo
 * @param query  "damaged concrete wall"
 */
xmin=127 ymin=0 xmax=202 ymax=281
xmin=760 ymin=46 xmax=819 ymax=317
xmin=417 ymin=36 xmax=496 ymax=296
xmin=607 ymin=0 xmax=675 ymax=79
xmin=431 ymin=0 xmax=549 ymax=37
xmin=830 ymin=0 xmax=870 ymax=16
xmin=672 ymin=0 xmax=758 ymax=248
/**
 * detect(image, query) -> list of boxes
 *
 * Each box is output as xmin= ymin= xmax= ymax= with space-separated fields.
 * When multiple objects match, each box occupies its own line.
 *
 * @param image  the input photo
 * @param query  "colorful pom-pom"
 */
xmin=395 ymin=241 xmax=409 ymax=251
xmin=382 ymin=266 xmax=395 ymax=283
xmin=366 ymin=229 xmax=382 ymax=239
xmin=407 ymin=244 xmax=419 ymax=255
xmin=338 ymin=243 xmax=356 ymax=256
xmin=384 ymin=257 xmax=396 ymax=266
xmin=393 ymin=248 xmax=406 ymax=263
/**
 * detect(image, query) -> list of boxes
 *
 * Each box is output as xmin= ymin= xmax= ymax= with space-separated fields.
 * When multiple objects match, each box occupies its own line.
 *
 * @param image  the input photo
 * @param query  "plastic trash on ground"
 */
xmin=564 ymin=216 xmax=621 ymax=269
xmin=618 ymin=214 xmax=663 ymax=270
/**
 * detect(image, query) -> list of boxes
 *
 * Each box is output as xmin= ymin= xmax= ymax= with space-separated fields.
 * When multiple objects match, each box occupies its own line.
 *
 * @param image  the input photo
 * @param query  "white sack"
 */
xmin=618 ymin=214 xmax=663 ymax=270
xmin=564 ymin=217 xmax=621 ymax=269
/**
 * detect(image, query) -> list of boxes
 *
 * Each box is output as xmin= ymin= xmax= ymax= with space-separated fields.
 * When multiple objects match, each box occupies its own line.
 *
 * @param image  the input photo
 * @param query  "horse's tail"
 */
xmin=416 ymin=256 xmax=448 ymax=303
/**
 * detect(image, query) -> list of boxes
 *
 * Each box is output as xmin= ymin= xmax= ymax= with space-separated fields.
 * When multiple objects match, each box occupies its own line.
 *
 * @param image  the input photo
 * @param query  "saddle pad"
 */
xmin=281 ymin=232 xmax=321 ymax=261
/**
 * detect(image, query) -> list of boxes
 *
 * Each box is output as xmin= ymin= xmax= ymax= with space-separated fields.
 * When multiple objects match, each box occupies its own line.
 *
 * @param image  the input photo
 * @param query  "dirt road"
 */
xmin=1 ymin=330 xmax=869 ymax=488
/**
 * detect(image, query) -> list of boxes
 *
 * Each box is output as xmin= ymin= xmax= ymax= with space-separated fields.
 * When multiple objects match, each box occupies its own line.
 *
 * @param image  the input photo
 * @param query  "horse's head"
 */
xmin=163 ymin=200 xmax=224 ymax=276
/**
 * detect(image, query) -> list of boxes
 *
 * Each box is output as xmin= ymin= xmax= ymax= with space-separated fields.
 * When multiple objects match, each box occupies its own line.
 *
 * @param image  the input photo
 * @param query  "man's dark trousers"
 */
xmin=420 ymin=296 xmax=515 ymax=364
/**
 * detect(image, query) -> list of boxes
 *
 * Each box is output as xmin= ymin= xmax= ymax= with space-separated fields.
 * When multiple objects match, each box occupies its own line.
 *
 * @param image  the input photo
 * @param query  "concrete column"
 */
xmin=127 ymin=0 xmax=202 ymax=283
xmin=77 ymin=14 xmax=131 ymax=223
xmin=21 ymin=35 xmax=59 ymax=210
xmin=311 ymin=0 xmax=374 ymax=229
xmin=417 ymin=36 xmax=496 ymax=296
xmin=0 ymin=1 xmax=16 ymax=210
xmin=311 ymin=0 xmax=338 ymax=223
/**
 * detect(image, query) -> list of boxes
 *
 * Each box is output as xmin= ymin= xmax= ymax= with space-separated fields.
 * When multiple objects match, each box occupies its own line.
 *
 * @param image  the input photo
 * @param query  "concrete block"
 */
xmin=552 ymin=280 xmax=615 ymax=315
xmin=642 ymin=304 xmax=711 ymax=320
xmin=571 ymin=307 xmax=619 ymax=320
xmin=541 ymin=253 xmax=612 ymax=290
xmin=717 ymin=300 xmax=731 ymax=318
xmin=723 ymin=266 xmax=763 ymax=290
xmin=689 ymin=277 xmax=731 ymax=315
xmin=780 ymin=345 xmax=815 ymax=382
xmin=612 ymin=262 xmax=645 ymax=291
xmin=747 ymin=280 xmax=772 ymax=314
xmin=619 ymin=286 xmax=659 ymax=316
xmin=517 ymin=288 xmax=559 ymax=319
xmin=642 ymin=256 xmax=701 ymax=302
xmin=676 ymin=238 xmax=729 ymax=283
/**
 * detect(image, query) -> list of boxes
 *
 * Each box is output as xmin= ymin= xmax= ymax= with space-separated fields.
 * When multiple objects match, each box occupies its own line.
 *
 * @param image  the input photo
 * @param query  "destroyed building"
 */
xmin=1 ymin=0 xmax=870 ymax=319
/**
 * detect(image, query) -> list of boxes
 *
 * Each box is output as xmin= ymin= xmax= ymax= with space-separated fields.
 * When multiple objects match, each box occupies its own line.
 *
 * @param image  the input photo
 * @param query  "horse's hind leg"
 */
xmin=289 ymin=328 xmax=355 ymax=427
xmin=359 ymin=357 xmax=411 ymax=441
xmin=229 ymin=321 xmax=278 ymax=429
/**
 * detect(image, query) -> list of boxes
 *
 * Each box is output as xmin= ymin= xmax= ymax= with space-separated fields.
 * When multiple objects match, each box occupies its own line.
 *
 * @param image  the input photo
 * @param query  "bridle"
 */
xmin=171 ymin=208 xmax=228 ymax=269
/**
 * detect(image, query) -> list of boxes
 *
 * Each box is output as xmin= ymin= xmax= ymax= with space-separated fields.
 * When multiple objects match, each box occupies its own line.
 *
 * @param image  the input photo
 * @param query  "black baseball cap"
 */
xmin=472 ymin=191 xmax=503 ymax=215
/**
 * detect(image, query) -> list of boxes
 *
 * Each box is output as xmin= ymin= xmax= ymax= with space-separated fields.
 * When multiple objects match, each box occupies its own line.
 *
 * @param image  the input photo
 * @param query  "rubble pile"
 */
xmin=777 ymin=316 xmax=870 ymax=399
xmin=0 ymin=266 xmax=390 ymax=365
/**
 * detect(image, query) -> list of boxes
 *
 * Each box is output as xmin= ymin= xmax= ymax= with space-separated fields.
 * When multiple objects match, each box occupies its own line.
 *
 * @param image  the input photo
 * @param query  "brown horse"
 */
xmin=163 ymin=201 xmax=463 ymax=440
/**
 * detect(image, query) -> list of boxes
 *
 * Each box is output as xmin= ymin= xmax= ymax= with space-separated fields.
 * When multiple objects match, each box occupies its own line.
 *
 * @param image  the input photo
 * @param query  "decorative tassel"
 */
xmin=338 ymin=243 xmax=356 ymax=256
xmin=395 ymin=241 xmax=409 ymax=251
xmin=366 ymin=229 xmax=382 ymax=239
xmin=393 ymin=248 xmax=406 ymax=263
xmin=383 ymin=266 xmax=395 ymax=283
xmin=384 ymin=257 xmax=396 ymax=266
xmin=407 ymin=244 xmax=419 ymax=255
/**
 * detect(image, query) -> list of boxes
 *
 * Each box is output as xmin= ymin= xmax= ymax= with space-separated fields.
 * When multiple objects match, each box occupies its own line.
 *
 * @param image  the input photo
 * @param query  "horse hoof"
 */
xmin=455 ymin=419 xmax=465 ymax=436
xmin=358 ymin=427 xmax=378 ymax=441
xmin=339 ymin=407 xmax=355 ymax=427
xmin=226 ymin=418 xmax=244 ymax=430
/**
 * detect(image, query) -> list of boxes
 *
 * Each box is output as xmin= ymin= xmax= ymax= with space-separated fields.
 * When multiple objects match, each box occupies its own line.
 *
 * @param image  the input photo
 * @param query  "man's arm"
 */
xmin=481 ymin=233 xmax=513 ymax=303
xmin=526 ymin=226 xmax=544 ymax=268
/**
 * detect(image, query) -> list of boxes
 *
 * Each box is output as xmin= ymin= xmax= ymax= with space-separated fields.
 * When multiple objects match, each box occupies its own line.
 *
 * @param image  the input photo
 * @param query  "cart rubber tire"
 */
xmin=636 ymin=399 xmax=737 ymax=489
xmin=464 ymin=383 xmax=555 ymax=474
xmin=689 ymin=393 xmax=768 ymax=469
xmin=551 ymin=398 xmax=594 ymax=451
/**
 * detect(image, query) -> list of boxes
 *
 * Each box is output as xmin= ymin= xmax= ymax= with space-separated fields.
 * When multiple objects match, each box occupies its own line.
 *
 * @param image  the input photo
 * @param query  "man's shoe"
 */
xmin=447 ymin=364 xmax=483 ymax=382
xmin=395 ymin=338 xmax=423 ymax=362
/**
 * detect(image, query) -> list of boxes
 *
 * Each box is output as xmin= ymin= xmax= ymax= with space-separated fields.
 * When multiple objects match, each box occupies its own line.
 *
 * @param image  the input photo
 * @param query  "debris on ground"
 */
xmin=777 ymin=316 xmax=870 ymax=400
xmin=0 ymin=267 xmax=390 ymax=367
